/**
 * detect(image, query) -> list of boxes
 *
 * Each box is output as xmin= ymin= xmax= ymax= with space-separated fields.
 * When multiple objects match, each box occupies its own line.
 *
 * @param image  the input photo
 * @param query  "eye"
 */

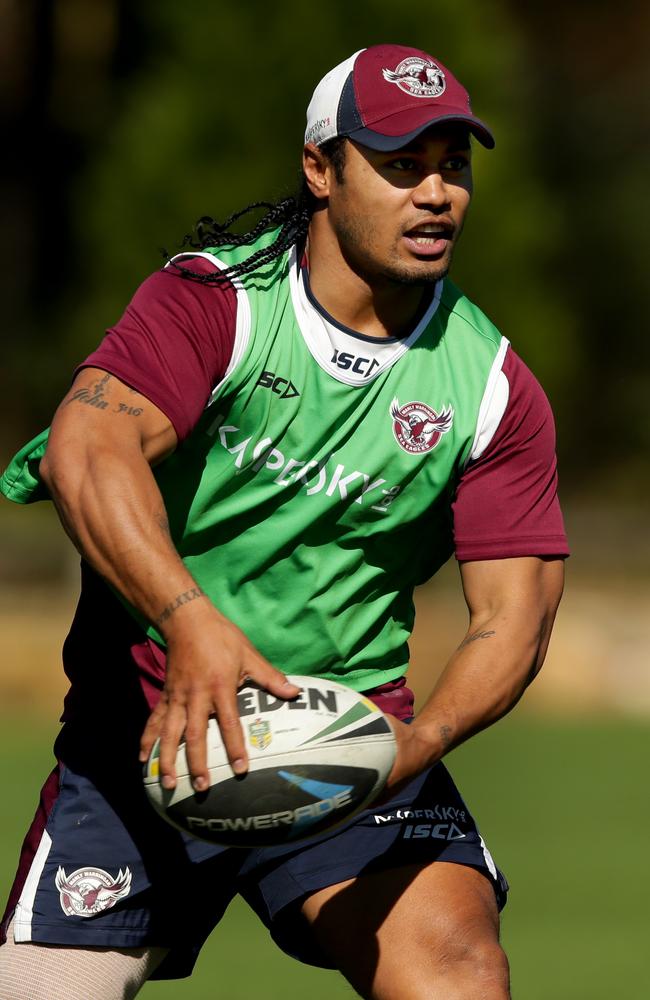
xmin=442 ymin=155 xmax=470 ymax=172
xmin=388 ymin=157 xmax=419 ymax=171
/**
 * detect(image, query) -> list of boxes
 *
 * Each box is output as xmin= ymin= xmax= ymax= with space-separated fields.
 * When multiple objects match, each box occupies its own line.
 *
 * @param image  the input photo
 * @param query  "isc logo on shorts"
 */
xmin=402 ymin=823 xmax=466 ymax=841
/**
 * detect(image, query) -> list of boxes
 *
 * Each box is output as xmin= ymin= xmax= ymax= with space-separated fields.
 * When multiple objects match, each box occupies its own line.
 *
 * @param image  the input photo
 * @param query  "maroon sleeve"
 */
xmin=452 ymin=347 xmax=569 ymax=561
xmin=77 ymin=256 xmax=237 ymax=441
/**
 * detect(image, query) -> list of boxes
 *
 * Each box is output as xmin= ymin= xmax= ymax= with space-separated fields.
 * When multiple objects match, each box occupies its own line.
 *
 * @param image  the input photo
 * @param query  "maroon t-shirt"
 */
xmin=82 ymin=258 xmax=237 ymax=441
xmin=69 ymin=259 xmax=568 ymax=723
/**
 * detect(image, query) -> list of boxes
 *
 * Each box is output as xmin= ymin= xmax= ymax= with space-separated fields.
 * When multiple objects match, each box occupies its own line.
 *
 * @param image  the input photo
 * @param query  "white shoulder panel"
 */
xmin=166 ymin=252 xmax=251 ymax=407
xmin=466 ymin=337 xmax=510 ymax=464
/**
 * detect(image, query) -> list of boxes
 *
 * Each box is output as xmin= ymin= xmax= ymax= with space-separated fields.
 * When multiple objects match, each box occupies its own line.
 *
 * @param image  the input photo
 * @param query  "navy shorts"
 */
xmin=2 ymin=732 xmax=508 ymax=979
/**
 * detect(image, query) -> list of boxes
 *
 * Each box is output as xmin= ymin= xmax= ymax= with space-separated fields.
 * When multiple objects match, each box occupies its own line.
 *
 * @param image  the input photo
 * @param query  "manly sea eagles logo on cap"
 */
xmin=382 ymin=57 xmax=446 ymax=99
xmin=390 ymin=397 xmax=454 ymax=454
xmin=55 ymin=866 xmax=132 ymax=918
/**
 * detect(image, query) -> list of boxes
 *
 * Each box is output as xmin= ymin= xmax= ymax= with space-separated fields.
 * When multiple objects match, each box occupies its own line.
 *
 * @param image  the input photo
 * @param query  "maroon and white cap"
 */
xmin=305 ymin=45 xmax=495 ymax=151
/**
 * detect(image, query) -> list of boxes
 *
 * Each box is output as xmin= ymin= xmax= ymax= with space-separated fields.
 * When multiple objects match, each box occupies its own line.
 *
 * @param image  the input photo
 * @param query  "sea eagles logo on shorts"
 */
xmin=390 ymin=397 xmax=454 ymax=454
xmin=382 ymin=57 xmax=446 ymax=98
xmin=249 ymin=718 xmax=272 ymax=751
xmin=55 ymin=866 xmax=132 ymax=918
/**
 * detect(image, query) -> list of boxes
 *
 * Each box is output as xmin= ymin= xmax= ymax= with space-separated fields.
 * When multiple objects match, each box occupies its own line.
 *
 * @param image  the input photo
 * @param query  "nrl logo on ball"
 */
xmin=249 ymin=718 xmax=273 ymax=751
xmin=382 ymin=57 xmax=446 ymax=98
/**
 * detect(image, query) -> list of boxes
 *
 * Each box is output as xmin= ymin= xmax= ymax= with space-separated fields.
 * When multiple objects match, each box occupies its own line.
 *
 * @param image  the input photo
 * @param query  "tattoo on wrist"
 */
xmin=458 ymin=629 xmax=496 ymax=650
xmin=66 ymin=373 xmax=111 ymax=410
xmin=439 ymin=725 xmax=453 ymax=750
xmin=156 ymin=512 xmax=171 ymax=538
xmin=155 ymin=587 xmax=206 ymax=626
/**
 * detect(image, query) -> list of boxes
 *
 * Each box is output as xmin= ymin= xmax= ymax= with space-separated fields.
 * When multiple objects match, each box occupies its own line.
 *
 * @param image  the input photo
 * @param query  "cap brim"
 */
xmin=347 ymin=114 xmax=495 ymax=150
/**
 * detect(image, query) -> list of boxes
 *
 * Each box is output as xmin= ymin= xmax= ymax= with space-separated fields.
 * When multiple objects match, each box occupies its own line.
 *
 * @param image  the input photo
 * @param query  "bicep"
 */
xmin=459 ymin=556 xmax=564 ymax=649
xmin=46 ymin=367 xmax=177 ymax=468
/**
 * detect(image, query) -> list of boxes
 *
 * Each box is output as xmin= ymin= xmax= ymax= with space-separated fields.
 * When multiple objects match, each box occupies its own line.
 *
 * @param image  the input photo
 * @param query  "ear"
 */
xmin=303 ymin=143 xmax=332 ymax=200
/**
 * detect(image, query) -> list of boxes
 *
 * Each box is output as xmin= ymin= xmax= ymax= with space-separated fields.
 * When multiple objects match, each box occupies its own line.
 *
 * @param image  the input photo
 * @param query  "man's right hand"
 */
xmin=140 ymin=607 xmax=302 ymax=791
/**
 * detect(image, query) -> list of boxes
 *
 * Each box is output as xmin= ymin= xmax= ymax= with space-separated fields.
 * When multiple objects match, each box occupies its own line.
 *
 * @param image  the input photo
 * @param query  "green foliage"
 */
xmin=65 ymin=2 xmax=567 ymax=377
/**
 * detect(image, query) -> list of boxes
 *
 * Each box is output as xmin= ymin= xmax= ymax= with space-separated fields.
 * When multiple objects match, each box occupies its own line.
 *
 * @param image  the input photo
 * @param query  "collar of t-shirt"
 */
xmin=297 ymin=262 xmax=441 ymax=386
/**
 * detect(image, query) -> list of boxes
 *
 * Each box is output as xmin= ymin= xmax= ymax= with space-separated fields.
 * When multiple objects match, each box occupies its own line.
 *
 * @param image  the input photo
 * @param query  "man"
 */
xmin=0 ymin=45 xmax=567 ymax=999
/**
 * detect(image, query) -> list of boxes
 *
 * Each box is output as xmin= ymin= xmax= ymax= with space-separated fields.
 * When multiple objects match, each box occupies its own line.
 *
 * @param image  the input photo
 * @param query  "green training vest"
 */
xmin=1 ymin=232 xmax=507 ymax=690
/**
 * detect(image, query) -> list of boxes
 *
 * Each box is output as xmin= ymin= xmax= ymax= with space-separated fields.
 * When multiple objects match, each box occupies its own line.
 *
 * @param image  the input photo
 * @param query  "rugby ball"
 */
xmin=143 ymin=676 xmax=396 ymax=848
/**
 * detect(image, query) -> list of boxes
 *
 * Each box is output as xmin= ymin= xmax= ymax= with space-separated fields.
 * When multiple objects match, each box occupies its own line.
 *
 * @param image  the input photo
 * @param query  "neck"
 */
xmin=306 ymin=217 xmax=431 ymax=340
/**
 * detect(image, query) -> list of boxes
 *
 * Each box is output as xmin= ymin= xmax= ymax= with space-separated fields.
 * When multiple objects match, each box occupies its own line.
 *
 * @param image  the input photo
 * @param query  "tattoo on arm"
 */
xmin=155 ymin=587 xmax=206 ymax=626
xmin=66 ymin=373 xmax=112 ymax=410
xmin=156 ymin=511 xmax=171 ymax=538
xmin=457 ymin=629 xmax=496 ymax=650
xmin=439 ymin=725 xmax=453 ymax=751
xmin=114 ymin=402 xmax=143 ymax=416
xmin=65 ymin=375 xmax=143 ymax=416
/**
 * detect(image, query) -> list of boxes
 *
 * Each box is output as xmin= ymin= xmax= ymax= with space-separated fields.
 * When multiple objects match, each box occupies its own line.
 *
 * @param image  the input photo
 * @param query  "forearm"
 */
xmin=387 ymin=557 xmax=564 ymax=790
xmin=41 ymin=441 xmax=207 ymax=636
xmin=412 ymin=609 xmax=549 ymax=763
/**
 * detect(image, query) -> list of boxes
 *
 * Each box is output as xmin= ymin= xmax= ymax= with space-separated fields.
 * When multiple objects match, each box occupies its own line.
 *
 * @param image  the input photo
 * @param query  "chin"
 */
xmin=386 ymin=245 xmax=454 ymax=286
xmin=387 ymin=261 xmax=450 ymax=287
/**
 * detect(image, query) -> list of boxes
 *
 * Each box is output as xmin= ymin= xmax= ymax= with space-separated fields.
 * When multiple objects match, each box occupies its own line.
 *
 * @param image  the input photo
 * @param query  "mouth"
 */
xmin=402 ymin=221 xmax=454 ymax=257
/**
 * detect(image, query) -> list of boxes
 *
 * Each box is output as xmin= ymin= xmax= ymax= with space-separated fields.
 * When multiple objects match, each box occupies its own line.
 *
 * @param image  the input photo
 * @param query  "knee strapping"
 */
xmin=0 ymin=918 xmax=167 ymax=1000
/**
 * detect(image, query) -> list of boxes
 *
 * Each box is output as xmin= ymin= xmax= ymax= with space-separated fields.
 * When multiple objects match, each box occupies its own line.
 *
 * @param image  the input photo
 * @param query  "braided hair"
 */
xmin=165 ymin=138 xmax=346 ymax=284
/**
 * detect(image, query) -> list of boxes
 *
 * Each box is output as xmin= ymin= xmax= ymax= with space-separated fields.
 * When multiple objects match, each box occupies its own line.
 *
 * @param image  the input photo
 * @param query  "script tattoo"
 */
xmin=66 ymin=373 xmax=111 ymax=409
xmin=65 ymin=375 xmax=142 ymax=415
xmin=155 ymin=587 xmax=206 ymax=626
xmin=457 ymin=629 xmax=496 ymax=650
xmin=114 ymin=402 xmax=143 ymax=416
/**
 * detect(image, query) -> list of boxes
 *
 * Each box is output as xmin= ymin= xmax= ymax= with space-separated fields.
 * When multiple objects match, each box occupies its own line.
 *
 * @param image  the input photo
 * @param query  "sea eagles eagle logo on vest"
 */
xmin=55 ymin=866 xmax=132 ymax=917
xmin=390 ymin=398 xmax=454 ymax=455
xmin=382 ymin=57 xmax=446 ymax=99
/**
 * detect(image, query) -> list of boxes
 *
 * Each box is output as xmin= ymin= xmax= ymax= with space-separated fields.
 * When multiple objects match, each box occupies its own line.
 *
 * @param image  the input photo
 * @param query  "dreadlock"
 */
xmin=163 ymin=137 xmax=347 ymax=285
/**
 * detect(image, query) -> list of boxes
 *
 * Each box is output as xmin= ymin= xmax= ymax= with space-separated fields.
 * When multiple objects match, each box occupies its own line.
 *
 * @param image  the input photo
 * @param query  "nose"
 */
xmin=412 ymin=171 xmax=450 ymax=211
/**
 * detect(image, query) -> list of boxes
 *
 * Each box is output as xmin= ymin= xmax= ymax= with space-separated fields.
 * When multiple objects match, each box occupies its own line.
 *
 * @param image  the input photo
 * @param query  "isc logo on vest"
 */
xmin=256 ymin=370 xmax=300 ymax=399
xmin=330 ymin=350 xmax=380 ymax=378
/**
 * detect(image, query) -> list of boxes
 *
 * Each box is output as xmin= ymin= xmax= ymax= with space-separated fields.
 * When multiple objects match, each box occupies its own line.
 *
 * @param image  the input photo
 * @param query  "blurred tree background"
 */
xmin=1 ymin=0 xmax=648 ymax=499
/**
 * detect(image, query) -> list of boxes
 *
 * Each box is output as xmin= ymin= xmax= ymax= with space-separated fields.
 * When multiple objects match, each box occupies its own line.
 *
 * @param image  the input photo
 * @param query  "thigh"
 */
xmin=302 ymin=861 xmax=510 ymax=1000
xmin=239 ymin=760 xmax=508 ymax=970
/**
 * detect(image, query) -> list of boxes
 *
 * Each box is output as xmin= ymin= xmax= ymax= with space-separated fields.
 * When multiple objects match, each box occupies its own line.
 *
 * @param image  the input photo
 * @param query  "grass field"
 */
xmin=1 ymin=713 xmax=647 ymax=999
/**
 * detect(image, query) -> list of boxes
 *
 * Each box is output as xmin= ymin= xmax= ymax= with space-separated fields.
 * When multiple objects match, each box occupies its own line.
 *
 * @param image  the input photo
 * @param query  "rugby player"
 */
xmin=0 ymin=45 xmax=567 ymax=999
